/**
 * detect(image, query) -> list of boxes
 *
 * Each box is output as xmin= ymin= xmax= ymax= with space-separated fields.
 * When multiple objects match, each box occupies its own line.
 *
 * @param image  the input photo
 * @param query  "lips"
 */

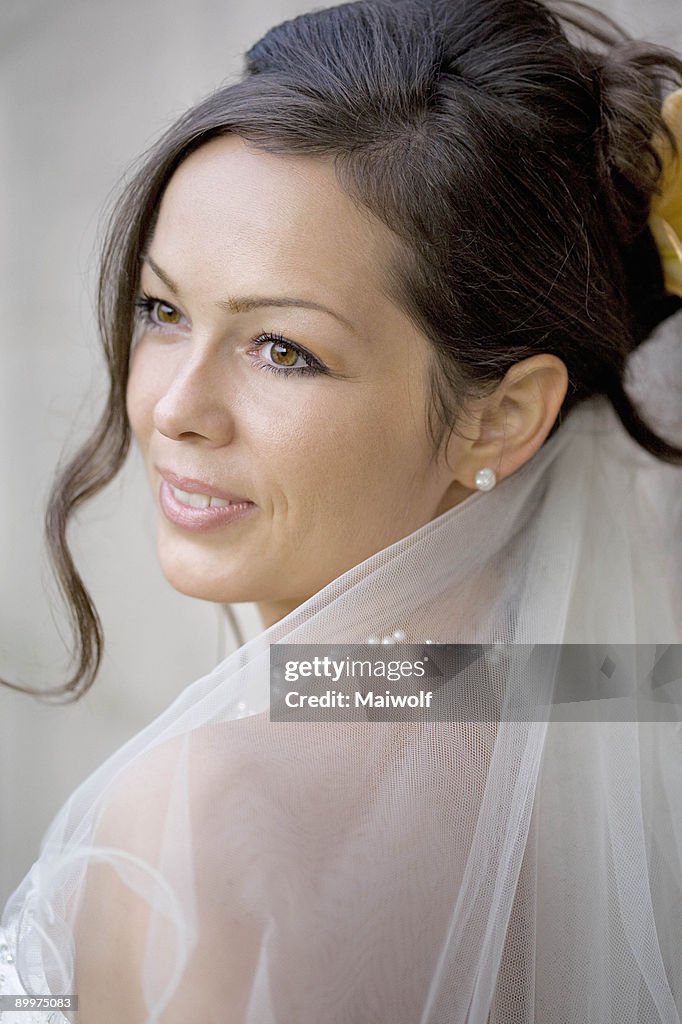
xmin=156 ymin=467 xmax=252 ymax=504
xmin=158 ymin=479 xmax=257 ymax=531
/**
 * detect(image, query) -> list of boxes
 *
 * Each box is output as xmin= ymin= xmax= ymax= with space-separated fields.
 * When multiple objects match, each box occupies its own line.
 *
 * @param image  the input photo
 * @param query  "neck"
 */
xmin=256 ymin=596 xmax=307 ymax=631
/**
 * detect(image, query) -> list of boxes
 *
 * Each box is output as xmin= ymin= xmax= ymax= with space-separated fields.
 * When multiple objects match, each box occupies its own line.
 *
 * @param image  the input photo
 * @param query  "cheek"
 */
xmin=260 ymin=384 xmax=428 ymax=509
xmin=125 ymin=365 xmax=154 ymax=445
xmin=125 ymin=376 xmax=144 ymax=441
xmin=125 ymin=346 xmax=166 ymax=442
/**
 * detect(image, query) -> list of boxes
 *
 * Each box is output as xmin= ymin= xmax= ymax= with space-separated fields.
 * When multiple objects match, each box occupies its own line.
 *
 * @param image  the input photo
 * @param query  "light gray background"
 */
xmin=1 ymin=0 xmax=680 ymax=907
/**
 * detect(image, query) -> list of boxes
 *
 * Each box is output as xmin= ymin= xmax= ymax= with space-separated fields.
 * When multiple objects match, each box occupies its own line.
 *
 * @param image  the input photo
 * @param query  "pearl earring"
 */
xmin=474 ymin=467 xmax=497 ymax=492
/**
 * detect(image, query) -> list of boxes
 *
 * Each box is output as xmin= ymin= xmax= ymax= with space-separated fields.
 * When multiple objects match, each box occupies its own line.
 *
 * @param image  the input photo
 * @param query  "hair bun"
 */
xmin=588 ymin=43 xmax=667 ymax=245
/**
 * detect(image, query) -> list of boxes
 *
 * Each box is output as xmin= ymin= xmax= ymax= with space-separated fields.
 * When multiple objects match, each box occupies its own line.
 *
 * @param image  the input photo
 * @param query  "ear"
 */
xmin=448 ymin=355 xmax=569 ymax=489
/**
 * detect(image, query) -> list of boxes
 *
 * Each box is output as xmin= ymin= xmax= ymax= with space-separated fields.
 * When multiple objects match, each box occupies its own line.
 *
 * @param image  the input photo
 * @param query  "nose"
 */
xmin=153 ymin=344 xmax=236 ymax=445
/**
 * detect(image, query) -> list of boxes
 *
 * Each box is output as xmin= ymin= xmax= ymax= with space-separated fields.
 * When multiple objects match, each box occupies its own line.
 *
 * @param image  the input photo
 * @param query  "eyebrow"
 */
xmin=141 ymin=255 xmax=357 ymax=334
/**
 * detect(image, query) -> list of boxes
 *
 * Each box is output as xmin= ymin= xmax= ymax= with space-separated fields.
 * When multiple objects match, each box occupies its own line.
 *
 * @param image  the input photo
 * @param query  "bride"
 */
xmin=1 ymin=0 xmax=681 ymax=1021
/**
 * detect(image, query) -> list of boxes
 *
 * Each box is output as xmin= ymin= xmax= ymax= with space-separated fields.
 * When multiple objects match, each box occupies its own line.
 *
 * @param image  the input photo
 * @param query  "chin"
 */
xmin=156 ymin=541 xmax=243 ymax=603
xmin=158 ymin=567 xmax=227 ymax=603
xmin=156 ymin=545 xmax=276 ymax=605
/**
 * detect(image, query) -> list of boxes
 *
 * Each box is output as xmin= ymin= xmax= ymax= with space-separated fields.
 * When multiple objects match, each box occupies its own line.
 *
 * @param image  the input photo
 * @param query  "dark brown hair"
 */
xmin=4 ymin=0 xmax=682 ymax=702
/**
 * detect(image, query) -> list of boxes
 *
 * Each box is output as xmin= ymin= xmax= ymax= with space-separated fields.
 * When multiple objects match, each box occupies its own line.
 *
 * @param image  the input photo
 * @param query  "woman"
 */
xmin=1 ymin=0 xmax=681 ymax=1020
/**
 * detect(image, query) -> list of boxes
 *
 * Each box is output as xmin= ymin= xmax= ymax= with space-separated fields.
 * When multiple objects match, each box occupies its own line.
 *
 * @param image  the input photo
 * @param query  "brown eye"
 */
xmin=248 ymin=331 xmax=323 ymax=377
xmin=270 ymin=340 xmax=299 ymax=367
xmin=157 ymin=302 xmax=181 ymax=325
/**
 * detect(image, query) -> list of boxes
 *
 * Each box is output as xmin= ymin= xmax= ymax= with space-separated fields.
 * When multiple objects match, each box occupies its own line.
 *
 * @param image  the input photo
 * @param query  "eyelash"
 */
xmin=132 ymin=292 xmax=325 ymax=377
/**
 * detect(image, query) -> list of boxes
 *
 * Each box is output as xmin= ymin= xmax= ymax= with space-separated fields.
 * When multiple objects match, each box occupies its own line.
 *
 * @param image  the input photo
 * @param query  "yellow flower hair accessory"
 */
xmin=649 ymin=87 xmax=682 ymax=298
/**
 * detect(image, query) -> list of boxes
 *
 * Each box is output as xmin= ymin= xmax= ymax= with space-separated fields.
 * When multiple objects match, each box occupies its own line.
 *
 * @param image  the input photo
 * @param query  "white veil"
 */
xmin=1 ymin=382 xmax=681 ymax=1022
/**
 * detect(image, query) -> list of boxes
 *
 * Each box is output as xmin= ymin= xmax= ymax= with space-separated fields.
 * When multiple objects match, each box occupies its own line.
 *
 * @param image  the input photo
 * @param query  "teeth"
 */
xmin=173 ymin=487 xmax=210 ymax=508
xmin=171 ymin=485 xmax=233 ymax=509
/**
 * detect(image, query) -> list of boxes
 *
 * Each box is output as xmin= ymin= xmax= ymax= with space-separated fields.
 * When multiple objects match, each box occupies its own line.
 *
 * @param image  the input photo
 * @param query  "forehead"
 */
xmin=148 ymin=135 xmax=394 ymax=310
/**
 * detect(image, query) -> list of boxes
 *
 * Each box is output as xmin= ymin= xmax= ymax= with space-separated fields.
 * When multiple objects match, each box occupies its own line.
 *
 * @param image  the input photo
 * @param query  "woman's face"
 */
xmin=127 ymin=135 xmax=471 ymax=627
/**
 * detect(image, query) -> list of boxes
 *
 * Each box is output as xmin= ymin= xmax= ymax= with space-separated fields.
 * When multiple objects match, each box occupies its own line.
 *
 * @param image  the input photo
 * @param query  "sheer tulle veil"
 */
xmin=1 ymin=351 xmax=681 ymax=1021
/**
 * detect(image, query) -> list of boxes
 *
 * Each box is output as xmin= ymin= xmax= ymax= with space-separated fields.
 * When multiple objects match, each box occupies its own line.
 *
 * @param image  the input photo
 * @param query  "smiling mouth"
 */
xmin=168 ymin=484 xmax=244 ymax=509
xmin=156 ymin=466 xmax=253 ymax=506
xmin=159 ymin=480 xmax=257 ymax=532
